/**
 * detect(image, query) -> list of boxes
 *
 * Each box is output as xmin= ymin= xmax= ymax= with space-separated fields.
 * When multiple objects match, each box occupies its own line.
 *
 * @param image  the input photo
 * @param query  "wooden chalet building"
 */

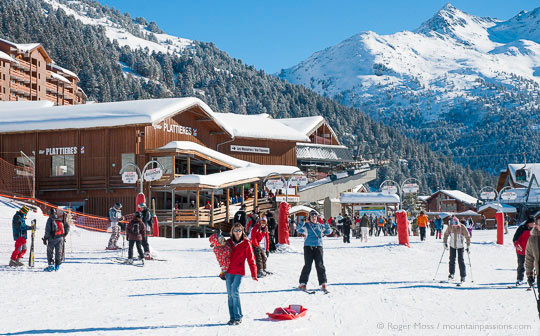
xmin=0 ymin=38 xmax=85 ymax=105
xmin=0 ymin=97 xmax=325 ymax=237
xmin=424 ymin=190 xmax=478 ymax=213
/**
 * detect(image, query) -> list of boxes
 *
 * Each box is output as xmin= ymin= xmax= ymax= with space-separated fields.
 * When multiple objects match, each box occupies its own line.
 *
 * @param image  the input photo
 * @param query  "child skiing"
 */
xmin=434 ymin=215 xmax=443 ymax=239
xmin=443 ymin=216 xmax=471 ymax=284
xmin=209 ymin=232 xmax=232 ymax=280
xmin=126 ymin=212 xmax=146 ymax=264
xmin=106 ymin=202 xmax=123 ymax=250
xmin=10 ymin=205 xmax=35 ymax=266
xmin=43 ymin=208 xmax=69 ymax=271
xmin=514 ymin=217 xmax=534 ymax=286
xmin=250 ymin=216 xmax=270 ymax=278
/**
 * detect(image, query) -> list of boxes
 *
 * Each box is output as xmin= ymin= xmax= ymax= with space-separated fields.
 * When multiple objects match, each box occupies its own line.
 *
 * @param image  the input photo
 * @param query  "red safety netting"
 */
xmin=0 ymin=156 xmax=34 ymax=198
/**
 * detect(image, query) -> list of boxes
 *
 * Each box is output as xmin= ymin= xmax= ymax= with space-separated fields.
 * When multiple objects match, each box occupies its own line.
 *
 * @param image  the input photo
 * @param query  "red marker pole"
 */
xmin=495 ymin=211 xmax=504 ymax=245
xmin=396 ymin=210 xmax=410 ymax=248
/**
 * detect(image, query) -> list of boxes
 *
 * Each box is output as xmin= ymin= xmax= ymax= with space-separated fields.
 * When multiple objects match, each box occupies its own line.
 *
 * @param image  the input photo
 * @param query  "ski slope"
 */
xmin=1 ymin=202 xmax=539 ymax=335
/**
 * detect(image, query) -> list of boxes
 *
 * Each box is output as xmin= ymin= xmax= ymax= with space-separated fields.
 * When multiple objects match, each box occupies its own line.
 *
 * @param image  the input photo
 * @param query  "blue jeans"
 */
xmin=226 ymin=273 xmax=243 ymax=321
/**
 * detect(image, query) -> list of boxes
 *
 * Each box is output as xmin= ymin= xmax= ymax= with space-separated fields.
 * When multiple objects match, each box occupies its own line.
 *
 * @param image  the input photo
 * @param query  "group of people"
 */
xmin=106 ymin=202 xmax=155 ymax=263
xmin=10 ymin=205 xmax=70 ymax=271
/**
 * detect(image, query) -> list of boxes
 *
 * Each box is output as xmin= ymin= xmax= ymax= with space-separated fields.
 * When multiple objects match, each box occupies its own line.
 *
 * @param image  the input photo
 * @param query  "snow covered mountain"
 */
xmin=279 ymin=4 xmax=540 ymax=172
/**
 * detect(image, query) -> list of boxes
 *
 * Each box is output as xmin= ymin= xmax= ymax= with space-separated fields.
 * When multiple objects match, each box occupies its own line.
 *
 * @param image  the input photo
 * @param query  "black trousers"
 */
xmin=419 ymin=227 xmax=426 ymax=241
xmin=343 ymin=229 xmax=350 ymax=243
xmin=449 ymin=247 xmax=466 ymax=277
xmin=141 ymin=235 xmax=150 ymax=254
xmin=128 ymin=240 xmax=144 ymax=259
xmin=269 ymin=234 xmax=276 ymax=252
xmin=517 ymin=254 xmax=525 ymax=282
xmin=299 ymin=246 xmax=327 ymax=285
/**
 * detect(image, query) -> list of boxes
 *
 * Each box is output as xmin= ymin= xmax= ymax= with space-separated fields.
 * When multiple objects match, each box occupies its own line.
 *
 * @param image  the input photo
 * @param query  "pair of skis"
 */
xmin=110 ymin=256 xmax=145 ymax=267
xmin=295 ymin=286 xmax=329 ymax=295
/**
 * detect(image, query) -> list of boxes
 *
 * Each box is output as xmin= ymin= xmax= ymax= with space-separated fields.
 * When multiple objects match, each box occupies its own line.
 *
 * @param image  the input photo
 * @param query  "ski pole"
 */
xmin=531 ymin=284 xmax=540 ymax=320
xmin=466 ymin=249 xmax=474 ymax=283
xmin=433 ymin=247 xmax=446 ymax=280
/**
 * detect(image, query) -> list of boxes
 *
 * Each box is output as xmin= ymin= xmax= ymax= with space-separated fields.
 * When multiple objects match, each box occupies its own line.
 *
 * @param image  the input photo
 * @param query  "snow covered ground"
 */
xmin=1 ymin=202 xmax=539 ymax=335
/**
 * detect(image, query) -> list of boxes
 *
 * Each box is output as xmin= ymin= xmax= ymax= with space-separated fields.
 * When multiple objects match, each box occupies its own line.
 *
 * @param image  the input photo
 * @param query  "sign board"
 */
xmin=500 ymin=191 xmax=517 ymax=201
xmin=402 ymin=183 xmax=419 ymax=194
xmin=265 ymin=179 xmax=284 ymax=190
xmin=122 ymin=171 xmax=138 ymax=184
xmin=276 ymin=195 xmax=300 ymax=203
xmin=381 ymin=185 xmax=398 ymax=195
xmin=143 ymin=167 xmax=163 ymax=182
xmin=230 ymin=145 xmax=270 ymax=154
xmin=480 ymin=191 xmax=496 ymax=200
xmin=289 ymin=175 xmax=308 ymax=187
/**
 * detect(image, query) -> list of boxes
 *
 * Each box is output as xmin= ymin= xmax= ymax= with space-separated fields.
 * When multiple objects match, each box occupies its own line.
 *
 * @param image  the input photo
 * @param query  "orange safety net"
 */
xmin=0 ymin=157 xmax=34 ymax=198
xmin=0 ymin=193 xmax=151 ymax=235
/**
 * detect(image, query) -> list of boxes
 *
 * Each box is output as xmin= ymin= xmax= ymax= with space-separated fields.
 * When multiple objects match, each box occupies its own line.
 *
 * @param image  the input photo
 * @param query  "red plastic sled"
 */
xmin=267 ymin=305 xmax=308 ymax=320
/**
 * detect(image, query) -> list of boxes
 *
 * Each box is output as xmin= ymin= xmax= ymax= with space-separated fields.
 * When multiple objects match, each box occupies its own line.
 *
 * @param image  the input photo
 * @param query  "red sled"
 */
xmin=266 ymin=305 xmax=307 ymax=320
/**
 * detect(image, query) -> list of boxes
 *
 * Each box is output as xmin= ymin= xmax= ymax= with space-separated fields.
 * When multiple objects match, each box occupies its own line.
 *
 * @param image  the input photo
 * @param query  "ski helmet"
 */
xmin=114 ymin=202 xmax=122 ymax=209
xmin=48 ymin=208 xmax=57 ymax=216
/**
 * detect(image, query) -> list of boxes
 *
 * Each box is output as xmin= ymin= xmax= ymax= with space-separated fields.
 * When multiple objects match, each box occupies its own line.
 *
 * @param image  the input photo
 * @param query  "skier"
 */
xmin=10 ymin=205 xmax=34 ymax=266
xmin=443 ymin=216 xmax=471 ymax=284
xmin=43 ymin=208 xmax=69 ymax=271
xmin=369 ymin=214 xmax=374 ymax=236
xmin=209 ymin=232 xmax=232 ymax=280
xmin=297 ymin=210 xmax=332 ymax=293
xmin=233 ymin=203 xmax=247 ymax=228
xmin=513 ymin=217 xmax=534 ymax=286
xmin=106 ymin=202 xmax=123 ymax=250
xmin=434 ymin=215 xmax=443 ymax=239
xmin=417 ymin=211 xmax=428 ymax=241
xmin=139 ymin=202 xmax=153 ymax=259
xmin=126 ymin=212 xmax=146 ymax=264
xmin=266 ymin=211 xmax=277 ymax=253
xmin=225 ymin=223 xmax=257 ymax=325
xmin=360 ymin=213 xmax=369 ymax=242
xmin=342 ymin=214 xmax=352 ymax=243
xmin=250 ymin=216 xmax=270 ymax=277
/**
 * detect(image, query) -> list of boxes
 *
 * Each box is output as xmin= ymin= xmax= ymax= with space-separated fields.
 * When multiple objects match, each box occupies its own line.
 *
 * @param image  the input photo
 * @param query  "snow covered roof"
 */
xmin=455 ymin=210 xmax=481 ymax=216
xmin=0 ymin=101 xmax=54 ymax=111
xmin=340 ymin=192 xmax=400 ymax=204
xmin=50 ymin=72 xmax=71 ymax=84
xmin=478 ymin=203 xmax=517 ymax=213
xmin=289 ymin=205 xmax=317 ymax=215
xmin=209 ymin=112 xmax=309 ymax=142
xmin=296 ymin=143 xmax=352 ymax=162
xmin=50 ymin=63 xmax=79 ymax=80
xmin=507 ymin=164 xmax=540 ymax=188
xmin=155 ymin=141 xmax=254 ymax=169
xmin=0 ymin=37 xmax=41 ymax=52
xmin=170 ymin=165 xmax=302 ymax=189
xmin=434 ymin=190 xmax=478 ymax=206
xmin=0 ymin=50 xmax=17 ymax=63
xmin=276 ymin=116 xmax=324 ymax=136
xmin=417 ymin=195 xmax=430 ymax=202
xmin=0 ymin=98 xmax=235 ymax=135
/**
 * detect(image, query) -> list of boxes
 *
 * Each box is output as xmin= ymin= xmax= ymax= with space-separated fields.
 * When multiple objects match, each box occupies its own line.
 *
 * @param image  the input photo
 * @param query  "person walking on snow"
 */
xmin=376 ymin=216 xmax=386 ymax=236
xmin=297 ymin=210 xmax=332 ymax=292
xmin=466 ymin=216 xmax=474 ymax=238
xmin=225 ymin=223 xmax=257 ymax=325
xmin=360 ymin=213 xmax=369 ymax=242
xmin=525 ymin=213 xmax=540 ymax=290
xmin=434 ymin=215 xmax=443 ymax=239
xmin=139 ymin=203 xmax=154 ymax=259
xmin=126 ymin=212 xmax=146 ymax=264
xmin=513 ymin=217 xmax=534 ymax=286
xmin=43 ymin=208 xmax=69 ymax=271
xmin=250 ymin=216 xmax=270 ymax=277
xmin=443 ymin=216 xmax=471 ymax=283
xmin=417 ymin=211 xmax=429 ymax=241
xmin=10 ymin=205 xmax=34 ymax=267
xmin=107 ymin=202 xmax=123 ymax=250
xmin=342 ymin=214 xmax=352 ymax=243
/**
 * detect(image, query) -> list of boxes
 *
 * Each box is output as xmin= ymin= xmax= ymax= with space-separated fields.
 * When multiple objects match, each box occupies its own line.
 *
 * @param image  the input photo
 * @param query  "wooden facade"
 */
xmin=425 ymin=191 xmax=477 ymax=213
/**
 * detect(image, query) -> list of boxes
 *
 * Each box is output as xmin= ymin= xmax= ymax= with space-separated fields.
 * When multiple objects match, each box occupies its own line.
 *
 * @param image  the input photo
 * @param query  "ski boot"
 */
xmin=9 ymin=259 xmax=17 ymax=267
xmin=516 ymin=280 xmax=524 ymax=286
xmin=219 ymin=272 xmax=226 ymax=280
xmin=298 ymin=283 xmax=307 ymax=291
xmin=55 ymin=265 xmax=61 ymax=271
xmin=321 ymin=283 xmax=329 ymax=294
xmin=448 ymin=274 xmax=454 ymax=281
xmin=127 ymin=258 xmax=134 ymax=265
xmin=144 ymin=252 xmax=153 ymax=260
xmin=15 ymin=258 xmax=25 ymax=267
xmin=257 ymin=270 xmax=265 ymax=278
xmin=44 ymin=265 xmax=55 ymax=272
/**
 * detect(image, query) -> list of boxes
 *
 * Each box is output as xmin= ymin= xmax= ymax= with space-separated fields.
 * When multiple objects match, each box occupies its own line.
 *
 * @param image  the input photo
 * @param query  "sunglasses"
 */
xmin=233 ymin=229 xmax=243 ymax=233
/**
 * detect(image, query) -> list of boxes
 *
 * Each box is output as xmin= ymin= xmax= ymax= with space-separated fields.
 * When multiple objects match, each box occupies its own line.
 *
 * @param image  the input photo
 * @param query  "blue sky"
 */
xmin=99 ymin=0 xmax=536 ymax=73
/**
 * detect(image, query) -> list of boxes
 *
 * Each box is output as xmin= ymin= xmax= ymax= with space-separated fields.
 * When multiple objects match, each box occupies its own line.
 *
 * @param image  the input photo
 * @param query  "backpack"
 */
xmin=55 ymin=220 xmax=64 ymax=236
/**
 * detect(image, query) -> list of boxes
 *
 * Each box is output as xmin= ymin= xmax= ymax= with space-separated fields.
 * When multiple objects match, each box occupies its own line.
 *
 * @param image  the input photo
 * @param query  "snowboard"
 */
xmin=28 ymin=219 xmax=36 ymax=267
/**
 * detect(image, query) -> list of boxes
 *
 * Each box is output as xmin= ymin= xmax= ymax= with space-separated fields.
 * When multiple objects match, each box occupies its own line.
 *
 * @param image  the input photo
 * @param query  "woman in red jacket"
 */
xmin=225 ymin=223 xmax=258 ymax=325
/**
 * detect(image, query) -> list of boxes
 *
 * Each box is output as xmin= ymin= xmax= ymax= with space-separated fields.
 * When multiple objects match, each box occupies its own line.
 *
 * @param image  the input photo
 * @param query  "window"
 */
xmin=51 ymin=155 xmax=74 ymax=176
xmin=155 ymin=156 xmax=173 ymax=175
xmin=15 ymin=156 xmax=34 ymax=176
xmin=121 ymin=153 xmax=136 ymax=172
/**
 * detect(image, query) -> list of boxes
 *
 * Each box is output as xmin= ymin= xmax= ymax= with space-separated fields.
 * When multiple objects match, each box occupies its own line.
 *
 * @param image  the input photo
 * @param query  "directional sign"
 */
xmin=276 ymin=195 xmax=300 ymax=203
xmin=402 ymin=183 xmax=419 ymax=194
xmin=121 ymin=171 xmax=138 ymax=184
xmin=381 ymin=185 xmax=398 ymax=195
xmin=500 ymin=191 xmax=517 ymax=201
xmin=480 ymin=191 xmax=496 ymax=200
xmin=265 ymin=179 xmax=284 ymax=190
xmin=143 ymin=167 xmax=163 ymax=182
xmin=289 ymin=175 xmax=308 ymax=187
